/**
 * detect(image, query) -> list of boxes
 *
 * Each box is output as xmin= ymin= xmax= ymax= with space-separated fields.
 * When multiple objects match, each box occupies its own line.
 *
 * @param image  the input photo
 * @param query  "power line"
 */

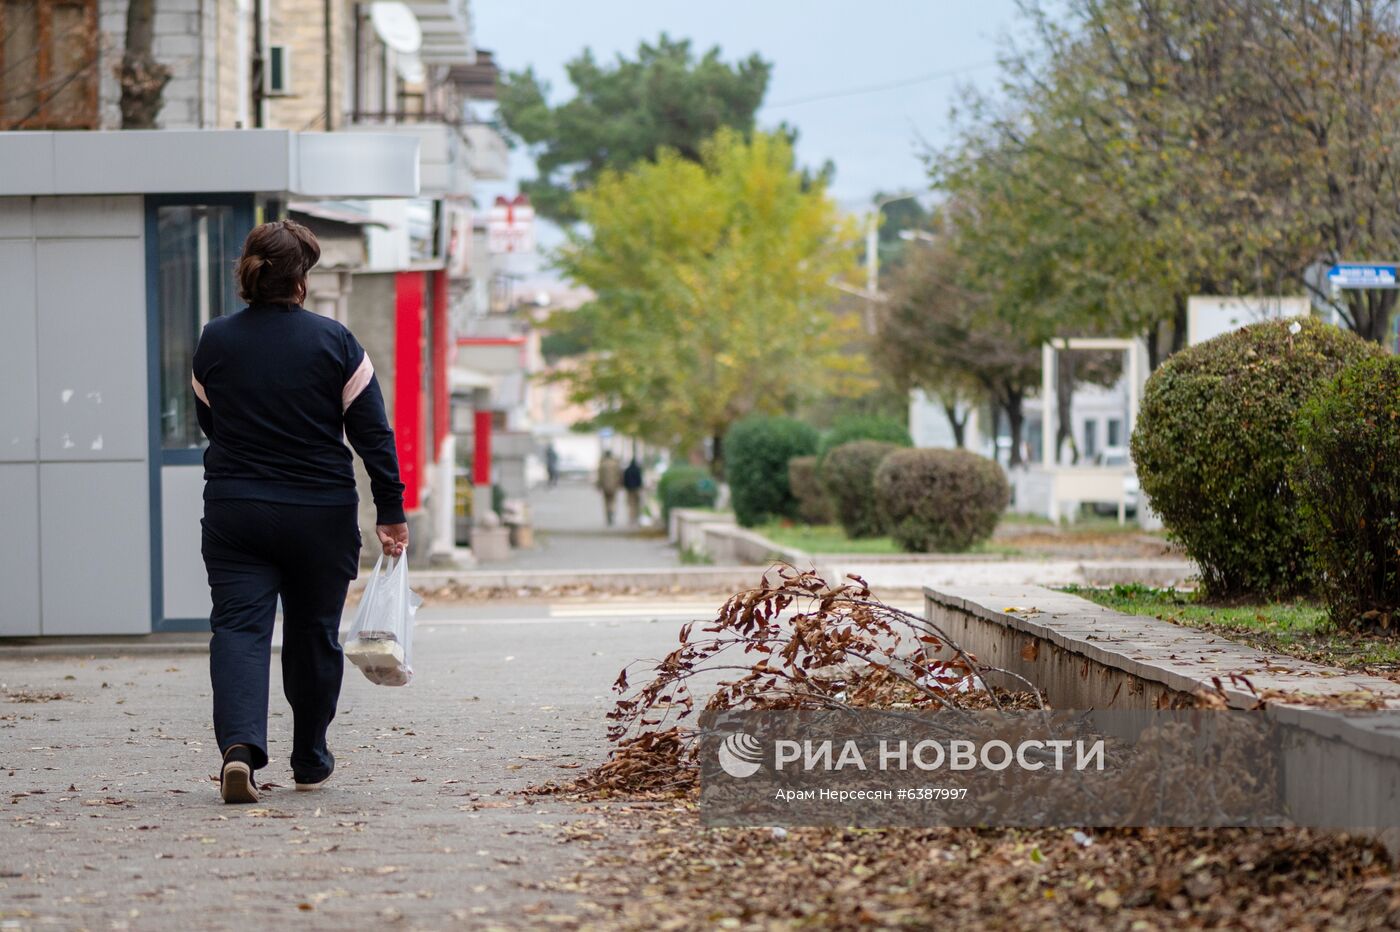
xmin=764 ymin=60 xmax=1000 ymax=109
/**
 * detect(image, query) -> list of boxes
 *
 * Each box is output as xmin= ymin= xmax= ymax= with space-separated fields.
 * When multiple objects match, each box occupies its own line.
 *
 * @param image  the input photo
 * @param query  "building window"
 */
xmin=0 ymin=0 xmax=99 ymax=130
xmin=1025 ymin=421 xmax=1042 ymax=464
xmin=267 ymin=45 xmax=291 ymax=95
xmin=157 ymin=205 xmax=241 ymax=449
xmin=1083 ymin=419 xmax=1098 ymax=460
xmin=1106 ymin=417 xmax=1123 ymax=449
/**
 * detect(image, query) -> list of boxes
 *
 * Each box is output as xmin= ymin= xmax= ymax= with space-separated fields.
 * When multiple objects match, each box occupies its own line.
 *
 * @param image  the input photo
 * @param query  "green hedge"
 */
xmin=787 ymin=455 xmax=833 ymax=525
xmin=1292 ymin=356 xmax=1400 ymax=630
xmin=724 ymin=416 xmax=819 ymax=527
xmin=657 ymin=464 xmax=718 ymax=521
xmin=820 ymin=441 xmax=899 ymax=539
xmin=873 ymin=448 xmax=1008 ymax=552
xmin=817 ymin=414 xmax=913 ymax=461
xmin=1131 ymin=317 xmax=1381 ymax=598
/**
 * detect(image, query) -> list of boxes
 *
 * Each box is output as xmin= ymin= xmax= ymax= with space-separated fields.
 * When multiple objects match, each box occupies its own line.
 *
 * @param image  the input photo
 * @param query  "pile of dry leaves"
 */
xmin=525 ymin=566 xmax=1399 ymax=928
xmin=540 ymin=567 xmax=1031 ymax=797
xmin=547 ymin=811 xmax=1399 ymax=930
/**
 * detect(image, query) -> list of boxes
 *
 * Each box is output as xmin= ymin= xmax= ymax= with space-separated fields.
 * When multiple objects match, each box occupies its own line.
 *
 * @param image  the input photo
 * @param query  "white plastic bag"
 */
xmin=344 ymin=554 xmax=421 ymax=686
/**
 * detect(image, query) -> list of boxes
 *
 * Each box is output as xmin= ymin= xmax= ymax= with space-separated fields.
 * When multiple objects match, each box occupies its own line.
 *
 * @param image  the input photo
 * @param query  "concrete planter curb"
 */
xmin=923 ymin=584 xmax=1400 ymax=849
xmin=923 ymin=584 xmax=1400 ymax=709
xmin=669 ymin=509 xmax=1197 ymax=590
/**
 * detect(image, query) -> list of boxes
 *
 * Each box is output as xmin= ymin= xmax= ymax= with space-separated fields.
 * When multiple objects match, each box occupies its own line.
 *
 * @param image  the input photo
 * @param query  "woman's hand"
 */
xmin=376 ymin=523 xmax=409 ymax=557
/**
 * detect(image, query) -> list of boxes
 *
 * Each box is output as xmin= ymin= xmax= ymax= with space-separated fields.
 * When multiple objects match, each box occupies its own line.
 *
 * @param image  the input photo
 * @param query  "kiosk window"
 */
xmin=157 ymin=205 xmax=240 ymax=449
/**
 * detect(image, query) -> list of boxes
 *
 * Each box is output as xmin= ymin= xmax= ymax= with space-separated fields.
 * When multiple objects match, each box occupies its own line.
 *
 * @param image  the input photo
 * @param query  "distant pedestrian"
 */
xmin=545 ymin=442 xmax=560 ymax=488
xmin=192 ymin=220 xmax=408 ymax=804
xmin=623 ymin=457 xmax=644 ymax=526
xmin=597 ymin=451 xmax=622 ymax=526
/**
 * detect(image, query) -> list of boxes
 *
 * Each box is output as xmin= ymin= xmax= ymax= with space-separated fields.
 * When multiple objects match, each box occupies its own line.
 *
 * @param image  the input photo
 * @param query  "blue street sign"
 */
xmin=1327 ymin=263 xmax=1399 ymax=289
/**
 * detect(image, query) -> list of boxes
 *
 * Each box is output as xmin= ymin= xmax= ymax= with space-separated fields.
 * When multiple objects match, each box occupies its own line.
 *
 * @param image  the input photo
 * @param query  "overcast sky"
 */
xmin=471 ymin=0 xmax=1024 ymax=281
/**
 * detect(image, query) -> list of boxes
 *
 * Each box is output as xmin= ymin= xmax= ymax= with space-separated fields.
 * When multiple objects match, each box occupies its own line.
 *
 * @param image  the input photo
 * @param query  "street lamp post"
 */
xmin=863 ymin=192 xmax=920 ymax=333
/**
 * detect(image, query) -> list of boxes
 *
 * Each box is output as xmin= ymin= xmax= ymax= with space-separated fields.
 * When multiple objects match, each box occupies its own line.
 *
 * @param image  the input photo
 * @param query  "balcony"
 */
xmin=344 ymin=114 xmax=507 ymax=192
xmin=446 ymin=50 xmax=500 ymax=101
xmin=463 ymin=122 xmax=508 ymax=181
xmin=341 ymin=116 xmax=459 ymax=196
xmin=404 ymin=0 xmax=474 ymax=65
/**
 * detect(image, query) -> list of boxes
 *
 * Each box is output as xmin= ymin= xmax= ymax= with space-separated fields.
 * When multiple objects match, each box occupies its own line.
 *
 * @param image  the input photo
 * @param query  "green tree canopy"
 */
xmin=934 ymin=1 xmax=1288 ymax=364
xmin=497 ymin=35 xmax=772 ymax=222
xmin=550 ymin=129 xmax=867 ymax=458
xmin=933 ymin=0 xmax=1400 ymax=351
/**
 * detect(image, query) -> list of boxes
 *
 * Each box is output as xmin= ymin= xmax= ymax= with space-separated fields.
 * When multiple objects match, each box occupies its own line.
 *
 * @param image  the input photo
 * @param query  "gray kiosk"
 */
xmin=0 ymin=129 xmax=418 ymax=635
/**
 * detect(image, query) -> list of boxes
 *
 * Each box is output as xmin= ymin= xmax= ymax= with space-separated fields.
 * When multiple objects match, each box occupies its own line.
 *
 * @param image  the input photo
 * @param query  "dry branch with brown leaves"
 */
xmin=568 ymin=566 xmax=1041 ymax=795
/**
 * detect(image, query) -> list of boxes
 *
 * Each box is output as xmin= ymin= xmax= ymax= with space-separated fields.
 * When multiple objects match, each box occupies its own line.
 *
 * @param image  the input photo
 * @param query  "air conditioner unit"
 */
xmin=267 ymin=45 xmax=291 ymax=95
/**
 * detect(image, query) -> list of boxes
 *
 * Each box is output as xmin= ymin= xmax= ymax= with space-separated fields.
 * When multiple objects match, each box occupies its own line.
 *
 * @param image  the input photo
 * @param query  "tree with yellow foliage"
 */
xmin=551 ymin=129 xmax=865 ymax=462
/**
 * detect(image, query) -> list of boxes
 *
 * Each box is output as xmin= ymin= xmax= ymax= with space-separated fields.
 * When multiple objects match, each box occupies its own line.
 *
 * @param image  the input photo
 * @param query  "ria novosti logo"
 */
xmin=714 ymin=732 xmax=1108 ymax=779
xmin=716 ymin=732 xmax=764 ymax=778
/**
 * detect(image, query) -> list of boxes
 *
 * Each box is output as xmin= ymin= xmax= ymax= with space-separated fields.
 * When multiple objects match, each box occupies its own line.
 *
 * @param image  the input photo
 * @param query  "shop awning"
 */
xmin=289 ymin=200 xmax=394 ymax=228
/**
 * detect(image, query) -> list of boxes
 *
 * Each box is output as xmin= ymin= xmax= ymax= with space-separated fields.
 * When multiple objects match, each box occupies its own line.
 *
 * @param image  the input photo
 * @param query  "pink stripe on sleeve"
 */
xmin=343 ymin=353 xmax=374 ymax=411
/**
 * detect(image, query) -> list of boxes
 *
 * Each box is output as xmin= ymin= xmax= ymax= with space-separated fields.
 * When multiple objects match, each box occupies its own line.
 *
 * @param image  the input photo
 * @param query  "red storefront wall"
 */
xmin=393 ymin=271 xmax=425 ymax=511
xmin=430 ymin=269 xmax=451 ymax=461
xmin=393 ymin=269 xmax=453 ymax=516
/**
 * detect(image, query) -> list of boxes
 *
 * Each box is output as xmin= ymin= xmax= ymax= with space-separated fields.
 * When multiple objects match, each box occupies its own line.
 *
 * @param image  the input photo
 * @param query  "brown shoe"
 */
xmin=220 ymin=746 xmax=259 ymax=804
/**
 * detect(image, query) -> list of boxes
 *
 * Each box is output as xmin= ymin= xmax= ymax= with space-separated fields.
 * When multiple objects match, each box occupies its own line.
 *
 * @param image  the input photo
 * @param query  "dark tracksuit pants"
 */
xmin=202 ymin=499 xmax=360 ymax=778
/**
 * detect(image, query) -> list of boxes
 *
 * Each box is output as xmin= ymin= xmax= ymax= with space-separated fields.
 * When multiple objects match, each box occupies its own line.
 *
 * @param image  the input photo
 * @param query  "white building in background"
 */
xmin=909 ymin=383 xmax=1131 ymax=468
xmin=908 ymin=338 xmax=1147 ymax=523
xmin=909 ymin=389 xmax=971 ymax=450
xmin=1186 ymin=296 xmax=1310 ymax=345
xmin=911 ymin=297 xmax=1321 ymax=524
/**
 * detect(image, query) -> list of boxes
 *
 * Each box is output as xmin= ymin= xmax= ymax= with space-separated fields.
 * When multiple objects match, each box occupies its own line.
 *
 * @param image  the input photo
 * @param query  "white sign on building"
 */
xmin=487 ymin=194 xmax=535 ymax=254
xmin=1186 ymin=296 xmax=1311 ymax=346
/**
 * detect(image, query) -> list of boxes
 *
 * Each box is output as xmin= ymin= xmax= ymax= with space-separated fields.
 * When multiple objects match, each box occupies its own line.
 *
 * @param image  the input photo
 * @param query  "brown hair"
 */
xmin=235 ymin=219 xmax=321 ymax=305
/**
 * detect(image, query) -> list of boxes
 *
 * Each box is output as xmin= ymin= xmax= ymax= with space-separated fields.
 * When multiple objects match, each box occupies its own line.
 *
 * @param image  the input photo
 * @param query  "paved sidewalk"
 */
xmin=0 ymin=603 xmax=695 ymax=929
xmin=486 ymin=480 xmax=678 ymax=572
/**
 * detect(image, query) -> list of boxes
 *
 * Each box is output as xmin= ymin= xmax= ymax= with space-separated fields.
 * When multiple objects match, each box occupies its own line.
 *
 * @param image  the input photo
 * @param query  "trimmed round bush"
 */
xmin=874 ymin=448 xmax=1008 ymax=552
xmin=657 ymin=464 xmax=718 ymax=520
xmin=1131 ymin=317 xmax=1381 ymax=598
xmin=787 ymin=455 xmax=833 ymax=525
xmin=1291 ymin=356 xmax=1400 ymax=631
xmin=820 ymin=441 xmax=898 ymax=539
xmin=817 ymin=414 xmax=913 ymax=461
xmin=724 ymin=416 xmax=819 ymax=527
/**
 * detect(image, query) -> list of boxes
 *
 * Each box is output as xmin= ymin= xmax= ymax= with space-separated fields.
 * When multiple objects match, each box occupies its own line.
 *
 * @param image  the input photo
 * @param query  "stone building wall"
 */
xmin=94 ymin=0 xmax=366 ymax=132
xmin=345 ymin=271 xmax=400 ymax=558
xmin=97 ymin=0 xmax=237 ymax=130
xmin=264 ymin=0 xmax=348 ymax=131
xmin=212 ymin=0 xmax=245 ymax=127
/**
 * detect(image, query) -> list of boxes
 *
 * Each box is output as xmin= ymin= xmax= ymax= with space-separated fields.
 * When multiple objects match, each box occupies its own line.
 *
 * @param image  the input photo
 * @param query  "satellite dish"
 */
xmin=370 ymin=2 xmax=422 ymax=55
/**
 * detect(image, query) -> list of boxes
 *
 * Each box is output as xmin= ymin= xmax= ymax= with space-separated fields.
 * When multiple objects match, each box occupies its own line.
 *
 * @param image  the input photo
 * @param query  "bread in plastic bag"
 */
xmin=344 ymin=553 xmax=421 ymax=686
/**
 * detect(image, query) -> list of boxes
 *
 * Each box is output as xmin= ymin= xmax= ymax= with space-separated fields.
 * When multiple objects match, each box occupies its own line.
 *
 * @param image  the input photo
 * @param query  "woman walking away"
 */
xmin=192 ymin=219 xmax=408 ymax=804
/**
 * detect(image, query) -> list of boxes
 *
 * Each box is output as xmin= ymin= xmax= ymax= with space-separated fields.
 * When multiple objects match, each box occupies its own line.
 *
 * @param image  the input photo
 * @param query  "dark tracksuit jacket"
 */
xmin=192 ymin=303 xmax=405 ymax=777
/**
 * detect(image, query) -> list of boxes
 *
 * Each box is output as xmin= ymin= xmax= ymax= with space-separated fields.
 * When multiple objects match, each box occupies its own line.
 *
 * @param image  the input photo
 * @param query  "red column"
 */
xmin=473 ymin=410 xmax=492 ymax=486
xmin=394 ymin=271 xmax=425 ymax=511
xmin=431 ymin=269 xmax=451 ymax=460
